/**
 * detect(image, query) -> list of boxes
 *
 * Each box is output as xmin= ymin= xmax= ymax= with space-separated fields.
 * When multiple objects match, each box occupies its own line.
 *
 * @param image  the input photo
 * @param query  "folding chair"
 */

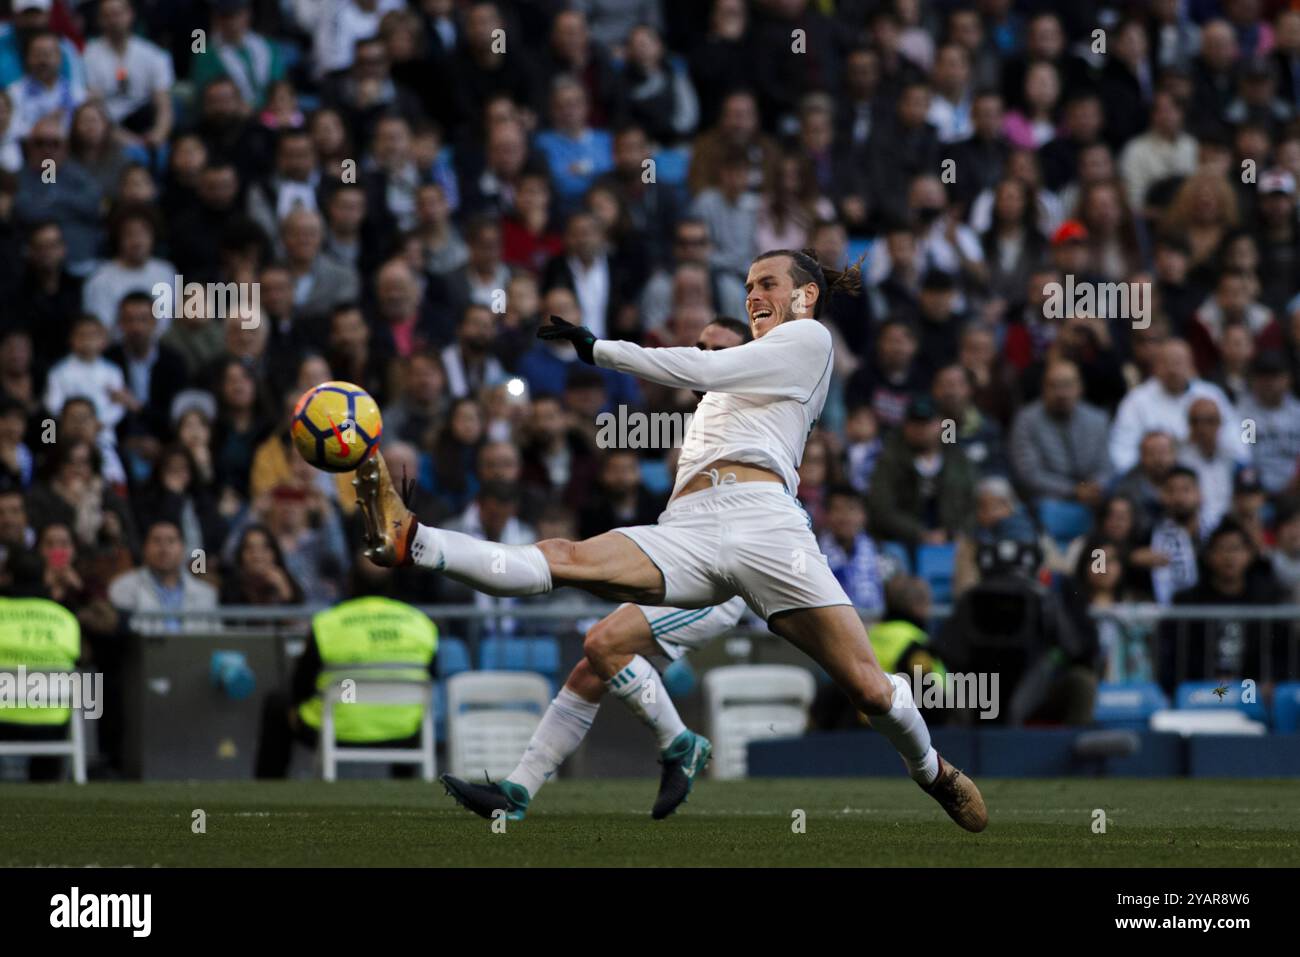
xmin=0 ymin=670 xmax=87 ymax=784
xmin=445 ymin=671 xmax=550 ymax=780
xmin=318 ymin=665 xmax=436 ymax=782
xmin=703 ymin=665 xmax=815 ymax=779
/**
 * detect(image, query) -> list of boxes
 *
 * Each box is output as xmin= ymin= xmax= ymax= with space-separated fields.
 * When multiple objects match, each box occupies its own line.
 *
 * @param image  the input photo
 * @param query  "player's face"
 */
xmin=745 ymin=256 xmax=815 ymax=338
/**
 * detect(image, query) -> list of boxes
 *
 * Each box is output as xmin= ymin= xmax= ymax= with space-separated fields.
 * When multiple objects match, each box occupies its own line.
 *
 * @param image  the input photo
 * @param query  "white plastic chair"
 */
xmin=703 ymin=665 xmax=815 ymax=779
xmin=1149 ymin=708 xmax=1268 ymax=737
xmin=446 ymin=671 xmax=550 ymax=780
xmin=0 ymin=671 xmax=87 ymax=783
xmin=319 ymin=669 xmax=436 ymax=782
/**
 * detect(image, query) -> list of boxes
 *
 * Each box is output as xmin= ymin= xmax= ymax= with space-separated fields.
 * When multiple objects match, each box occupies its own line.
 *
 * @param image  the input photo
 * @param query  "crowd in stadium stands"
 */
xmin=1 ymin=0 xmax=1300 ymax=698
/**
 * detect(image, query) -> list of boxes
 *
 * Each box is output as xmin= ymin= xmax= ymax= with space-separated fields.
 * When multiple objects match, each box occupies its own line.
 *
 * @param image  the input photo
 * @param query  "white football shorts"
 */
xmin=627 ymin=595 xmax=750 ymax=661
xmin=612 ymin=481 xmax=853 ymax=622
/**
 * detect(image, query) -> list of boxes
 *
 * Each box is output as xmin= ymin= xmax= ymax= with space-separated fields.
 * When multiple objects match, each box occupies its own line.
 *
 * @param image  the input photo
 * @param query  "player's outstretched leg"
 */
xmin=770 ymin=605 xmax=988 ymax=833
xmin=356 ymin=450 xmax=667 ymax=604
xmin=440 ymin=657 xmax=604 ymax=821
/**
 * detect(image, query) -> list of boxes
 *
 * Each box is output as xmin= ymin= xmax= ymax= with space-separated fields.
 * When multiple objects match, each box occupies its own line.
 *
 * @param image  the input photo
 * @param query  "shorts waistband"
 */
xmin=667 ymin=479 xmax=791 ymax=512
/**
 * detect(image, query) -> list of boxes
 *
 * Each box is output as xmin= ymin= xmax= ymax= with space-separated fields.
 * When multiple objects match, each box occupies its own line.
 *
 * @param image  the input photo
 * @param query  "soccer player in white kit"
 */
xmin=440 ymin=318 xmax=754 ymax=822
xmin=357 ymin=250 xmax=988 ymax=832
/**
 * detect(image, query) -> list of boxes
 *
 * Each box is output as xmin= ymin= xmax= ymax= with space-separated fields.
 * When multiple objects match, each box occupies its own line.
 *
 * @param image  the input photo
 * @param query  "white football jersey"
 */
xmin=594 ymin=318 xmax=833 ymax=498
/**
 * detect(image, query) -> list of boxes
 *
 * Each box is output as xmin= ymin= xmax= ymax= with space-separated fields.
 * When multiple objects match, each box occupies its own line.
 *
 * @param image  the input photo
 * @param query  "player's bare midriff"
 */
xmin=671 ymin=459 xmax=783 ymax=501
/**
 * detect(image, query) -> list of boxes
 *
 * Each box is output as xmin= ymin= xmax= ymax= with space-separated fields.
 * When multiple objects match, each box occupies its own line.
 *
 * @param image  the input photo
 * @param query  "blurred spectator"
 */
xmin=383 ymin=350 xmax=447 ymax=449
xmin=578 ymin=448 xmax=662 ymax=538
xmin=132 ymin=444 xmax=223 ymax=557
xmin=614 ymin=24 xmax=697 ymax=144
xmin=83 ymin=0 xmax=174 ymax=148
xmin=81 ymin=205 xmax=175 ymax=333
xmin=6 ymin=28 xmax=86 ymax=138
xmin=1142 ymin=465 xmax=1206 ymax=605
xmin=519 ymin=392 xmax=599 ymax=511
xmin=191 ymin=0 xmax=285 ymax=111
xmin=1236 ymin=352 xmax=1300 ymax=497
xmin=44 ymin=313 xmax=127 ymax=432
xmin=1160 ymin=518 xmax=1287 ymax=693
xmin=687 ymin=88 xmax=779 ymax=195
xmin=210 ymin=356 xmax=273 ymax=500
xmin=846 ymin=316 xmax=925 ymax=430
xmin=1070 ymin=535 xmax=1152 ymax=682
xmin=932 ymin=363 xmax=1006 ymax=478
xmin=220 ymin=522 xmax=305 ymax=605
xmin=1109 ymin=339 xmax=1242 ymax=474
xmin=108 ymin=519 xmax=216 ymax=632
xmin=689 ymin=148 xmax=758 ymax=281
xmin=1010 ymin=358 xmax=1110 ymax=508
xmin=1271 ymin=505 xmax=1300 ymax=600
xmin=15 ymin=114 xmax=102 ymax=277
xmin=1177 ymin=396 xmax=1239 ymax=532
xmin=104 ymin=291 xmax=187 ymax=463
xmin=1119 ymin=91 xmax=1199 ymax=212
xmin=869 ymin=395 xmax=976 ymax=548
xmin=419 ymin=395 xmax=484 ymax=515
xmin=536 ymin=76 xmax=612 ymax=211
xmin=818 ymin=485 xmax=884 ymax=618
xmin=953 ymin=475 xmax=1043 ymax=595
xmin=0 ymin=395 xmax=33 ymax=488
xmin=1112 ymin=429 xmax=1178 ymax=533
xmin=57 ymin=394 xmax=126 ymax=490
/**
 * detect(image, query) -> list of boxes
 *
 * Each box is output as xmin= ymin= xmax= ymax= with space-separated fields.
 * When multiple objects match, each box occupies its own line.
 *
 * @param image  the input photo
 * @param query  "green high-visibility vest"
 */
xmin=869 ymin=619 xmax=946 ymax=679
xmin=298 ymin=597 xmax=438 ymax=743
xmin=0 ymin=597 xmax=81 ymax=725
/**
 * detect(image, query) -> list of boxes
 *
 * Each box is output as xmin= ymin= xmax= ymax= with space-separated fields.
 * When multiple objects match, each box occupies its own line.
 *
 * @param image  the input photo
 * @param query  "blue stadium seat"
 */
xmin=640 ymin=459 xmax=672 ymax=495
xmin=1036 ymin=499 xmax=1093 ymax=548
xmin=1175 ymin=680 xmax=1268 ymax=724
xmin=1092 ymin=681 xmax=1169 ymax=730
xmin=916 ymin=543 xmax=956 ymax=603
xmin=480 ymin=636 xmax=561 ymax=678
xmin=435 ymin=637 xmax=471 ymax=679
xmin=1272 ymin=682 xmax=1300 ymax=732
xmin=880 ymin=540 xmax=912 ymax=575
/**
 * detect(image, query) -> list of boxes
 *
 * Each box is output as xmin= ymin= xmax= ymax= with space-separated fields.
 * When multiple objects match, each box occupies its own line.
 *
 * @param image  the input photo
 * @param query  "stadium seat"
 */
xmin=1273 ymin=682 xmax=1300 ymax=733
xmin=1036 ymin=499 xmax=1093 ymax=548
xmin=318 ymin=668 xmax=436 ymax=782
xmin=0 ymin=670 xmax=87 ymax=784
xmin=446 ymin=671 xmax=551 ymax=779
xmin=435 ymin=637 xmax=472 ymax=679
xmin=703 ymin=665 xmax=815 ymax=779
xmin=1174 ymin=680 xmax=1269 ymax=724
xmin=480 ymin=636 xmax=561 ymax=678
xmin=1091 ymin=681 xmax=1169 ymax=731
xmin=916 ymin=543 xmax=957 ymax=603
xmin=880 ymin=540 xmax=912 ymax=575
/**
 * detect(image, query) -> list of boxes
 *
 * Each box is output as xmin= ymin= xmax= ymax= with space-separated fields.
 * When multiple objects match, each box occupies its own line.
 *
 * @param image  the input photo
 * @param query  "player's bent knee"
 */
xmin=583 ymin=617 xmax=619 ymax=664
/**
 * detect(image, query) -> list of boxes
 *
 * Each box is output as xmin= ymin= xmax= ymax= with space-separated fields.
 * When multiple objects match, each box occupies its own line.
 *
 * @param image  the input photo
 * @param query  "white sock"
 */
xmin=411 ymin=524 xmax=552 ymax=596
xmin=870 ymin=673 xmax=940 ymax=785
xmin=605 ymin=655 xmax=686 ymax=751
xmin=506 ymin=687 xmax=600 ymax=797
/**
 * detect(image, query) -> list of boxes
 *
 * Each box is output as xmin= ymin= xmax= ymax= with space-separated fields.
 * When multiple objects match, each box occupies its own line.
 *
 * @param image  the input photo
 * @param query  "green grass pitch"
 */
xmin=2 ymin=778 xmax=1297 ymax=867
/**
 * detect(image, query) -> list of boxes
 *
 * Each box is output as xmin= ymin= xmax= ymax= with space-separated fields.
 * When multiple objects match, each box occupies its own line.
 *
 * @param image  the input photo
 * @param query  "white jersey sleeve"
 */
xmin=593 ymin=319 xmax=832 ymax=401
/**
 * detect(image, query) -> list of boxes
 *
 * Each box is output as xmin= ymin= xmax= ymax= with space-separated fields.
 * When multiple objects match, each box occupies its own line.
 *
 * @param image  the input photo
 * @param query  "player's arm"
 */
xmin=538 ymin=315 xmax=829 ymax=400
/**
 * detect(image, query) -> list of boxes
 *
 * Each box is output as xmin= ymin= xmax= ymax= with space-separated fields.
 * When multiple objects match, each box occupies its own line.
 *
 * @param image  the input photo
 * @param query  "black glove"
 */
xmin=536 ymin=315 xmax=598 ymax=365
